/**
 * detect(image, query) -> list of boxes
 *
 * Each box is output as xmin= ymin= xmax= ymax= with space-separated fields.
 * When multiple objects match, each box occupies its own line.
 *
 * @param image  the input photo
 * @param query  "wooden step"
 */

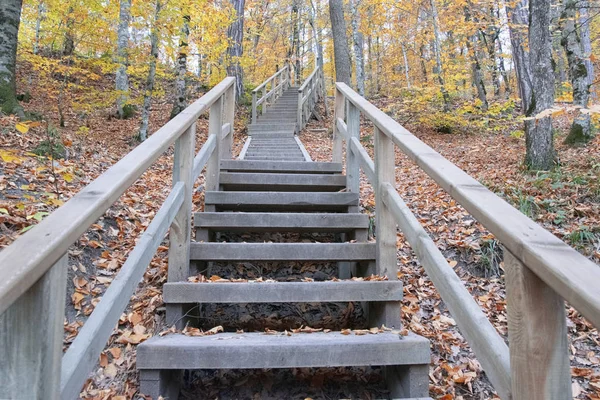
xmin=204 ymin=191 xmax=358 ymax=211
xmin=221 ymin=160 xmax=342 ymax=174
xmin=137 ymin=331 xmax=430 ymax=370
xmin=189 ymin=242 xmax=375 ymax=261
xmin=243 ymin=156 xmax=306 ymax=161
xmin=163 ymin=281 xmax=402 ymax=303
xmin=219 ymin=173 xmax=346 ymax=191
xmin=194 ymin=212 xmax=368 ymax=232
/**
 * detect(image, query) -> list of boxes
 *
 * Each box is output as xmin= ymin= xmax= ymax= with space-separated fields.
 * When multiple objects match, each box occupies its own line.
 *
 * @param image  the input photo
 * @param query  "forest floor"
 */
xmin=0 ymin=61 xmax=599 ymax=399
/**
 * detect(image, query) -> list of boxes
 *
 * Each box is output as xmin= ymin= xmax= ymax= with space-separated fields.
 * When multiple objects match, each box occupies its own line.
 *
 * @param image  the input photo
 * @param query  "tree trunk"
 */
xmin=401 ymin=43 xmax=411 ymax=89
xmin=63 ymin=6 xmax=75 ymax=57
xmin=526 ymin=0 xmax=555 ymax=170
xmin=561 ymin=0 xmax=593 ymax=144
xmin=507 ymin=0 xmax=532 ymax=112
xmin=227 ymin=0 xmax=245 ymax=101
xmin=292 ymin=0 xmax=301 ymax=82
xmin=309 ymin=0 xmax=327 ymax=113
xmin=171 ymin=14 xmax=190 ymax=118
xmin=328 ymin=0 xmax=351 ymax=85
xmin=429 ymin=0 xmax=450 ymax=112
xmin=33 ymin=1 xmax=44 ymax=55
xmin=116 ymin=0 xmax=131 ymax=119
xmin=350 ymin=0 xmax=365 ymax=95
xmin=138 ymin=0 xmax=162 ymax=142
xmin=468 ymin=36 xmax=489 ymax=110
xmin=579 ymin=0 xmax=594 ymax=100
xmin=0 ymin=0 xmax=24 ymax=116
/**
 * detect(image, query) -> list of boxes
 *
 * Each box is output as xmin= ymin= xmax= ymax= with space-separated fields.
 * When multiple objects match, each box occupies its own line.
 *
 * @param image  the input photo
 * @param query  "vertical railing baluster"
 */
xmin=373 ymin=125 xmax=401 ymax=328
xmin=251 ymin=91 xmax=257 ymax=124
xmin=0 ymin=254 xmax=68 ymax=400
xmin=297 ymin=88 xmax=303 ymax=132
xmin=504 ymin=250 xmax=572 ymax=400
xmin=222 ymin=84 xmax=236 ymax=160
xmin=262 ymin=86 xmax=267 ymax=115
xmin=332 ymin=86 xmax=344 ymax=162
xmin=346 ymin=102 xmax=360 ymax=193
xmin=166 ymin=121 xmax=195 ymax=327
xmin=206 ymin=96 xmax=223 ymax=193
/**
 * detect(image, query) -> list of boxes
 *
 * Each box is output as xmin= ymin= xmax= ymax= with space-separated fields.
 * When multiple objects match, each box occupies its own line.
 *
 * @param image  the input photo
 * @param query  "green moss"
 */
xmin=121 ymin=103 xmax=137 ymax=119
xmin=0 ymin=81 xmax=20 ymax=115
xmin=564 ymin=122 xmax=590 ymax=146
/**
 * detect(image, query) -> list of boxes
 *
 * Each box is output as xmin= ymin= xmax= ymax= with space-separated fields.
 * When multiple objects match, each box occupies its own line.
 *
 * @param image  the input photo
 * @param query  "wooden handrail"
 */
xmin=296 ymin=66 xmax=322 ymax=131
xmin=251 ymin=65 xmax=291 ymax=124
xmin=0 ymin=77 xmax=236 ymax=400
xmin=333 ymin=82 xmax=596 ymax=400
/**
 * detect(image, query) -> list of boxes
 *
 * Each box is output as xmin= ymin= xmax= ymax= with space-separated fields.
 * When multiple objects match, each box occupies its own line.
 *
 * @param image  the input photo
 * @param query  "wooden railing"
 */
xmin=0 ymin=77 xmax=236 ymax=400
xmin=297 ymin=65 xmax=322 ymax=131
xmin=251 ymin=65 xmax=292 ymax=124
xmin=333 ymin=82 xmax=600 ymax=400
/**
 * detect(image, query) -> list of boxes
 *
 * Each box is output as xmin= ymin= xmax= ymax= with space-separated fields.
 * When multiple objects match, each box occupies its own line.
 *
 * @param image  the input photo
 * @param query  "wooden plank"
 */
xmin=168 ymin=126 xmax=195 ymax=283
xmin=238 ymin=137 xmax=251 ymax=160
xmin=192 ymin=133 xmax=216 ymax=181
xmin=333 ymin=87 xmax=344 ymax=162
xmin=194 ymin=212 xmax=368 ymax=232
xmin=504 ymin=250 xmax=571 ymax=400
xmin=382 ymin=183 xmax=511 ymax=400
xmin=336 ymin=118 xmax=349 ymax=140
xmin=346 ymin=103 xmax=360 ymax=193
xmin=222 ymin=83 xmax=235 ymax=160
xmin=0 ymin=77 xmax=234 ymax=315
xmin=189 ymin=242 xmax=376 ymax=261
xmin=137 ymin=331 xmax=430 ymax=370
xmin=205 ymin=97 xmax=223 ymax=192
xmin=219 ymin=173 xmax=346 ymax=191
xmin=335 ymin=82 xmax=600 ymax=329
xmin=0 ymin=254 xmax=67 ymax=400
xmin=350 ymin=137 xmax=375 ymax=184
xmin=373 ymin=127 xmax=401 ymax=329
xmin=294 ymin=136 xmax=312 ymax=161
xmin=204 ymin=191 xmax=358 ymax=212
xmin=220 ymin=160 xmax=343 ymax=174
xmin=164 ymin=281 xmax=403 ymax=303
xmin=60 ymin=183 xmax=184 ymax=400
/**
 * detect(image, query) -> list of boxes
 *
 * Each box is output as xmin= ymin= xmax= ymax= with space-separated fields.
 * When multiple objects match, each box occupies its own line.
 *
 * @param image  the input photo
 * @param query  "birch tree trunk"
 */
xmin=227 ymin=0 xmax=245 ymax=101
xmin=138 ymin=0 xmax=162 ymax=142
xmin=309 ymin=0 xmax=328 ymax=113
xmin=292 ymin=0 xmax=301 ymax=82
xmin=507 ymin=0 xmax=532 ymax=112
xmin=171 ymin=14 xmax=190 ymax=118
xmin=561 ymin=0 xmax=593 ymax=144
xmin=350 ymin=0 xmax=365 ymax=95
xmin=579 ymin=0 xmax=594 ymax=100
xmin=0 ymin=0 xmax=24 ymax=116
xmin=526 ymin=0 xmax=555 ymax=170
xmin=116 ymin=0 xmax=131 ymax=119
xmin=402 ymin=43 xmax=411 ymax=89
xmin=429 ymin=0 xmax=450 ymax=112
xmin=33 ymin=1 xmax=44 ymax=55
xmin=329 ymin=0 xmax=351 ymax=85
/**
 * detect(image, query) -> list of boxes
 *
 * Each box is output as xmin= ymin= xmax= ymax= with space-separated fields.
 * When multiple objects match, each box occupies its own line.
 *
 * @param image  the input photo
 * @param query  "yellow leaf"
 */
xmin=62 ymin=173 xmax=74 ymax=182
xmin=15 ymin=123 xmax=29 ymax=134
xmin=0 ymin=149 xmax=25 ymax=164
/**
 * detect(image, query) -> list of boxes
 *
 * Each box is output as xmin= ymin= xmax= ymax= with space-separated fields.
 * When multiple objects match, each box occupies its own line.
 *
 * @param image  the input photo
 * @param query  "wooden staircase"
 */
xmin=137 ymin=73 xmax=431 ymax=399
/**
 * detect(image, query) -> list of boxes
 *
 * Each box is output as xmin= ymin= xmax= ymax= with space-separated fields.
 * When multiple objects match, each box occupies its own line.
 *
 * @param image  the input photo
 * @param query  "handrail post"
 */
xmin=166 ymin=121 xmax=195 ymax=327
xmin=373 ymin=125 xmax=401 ymax=328
xmin=222 ymin=84 xmax=235 ymax=159
xmin=251 ymin=91 xmax=257 ymax=124
xmin=206 ymin=96 xmax=223 ymax=193
xmin=0 ymin=254 xmax=67 ymax=400
xmin=262 ymin=86 xmax=267 ymax=115
xmin=504 ymin=250 xmax=572 ymax=400
xmin=332 ymin=86 xmax=344 ymax=162
xmin=297 ymin=88 xmax=303 ymax=132
xmin=346 ymin=102 xmax=360 ymax=193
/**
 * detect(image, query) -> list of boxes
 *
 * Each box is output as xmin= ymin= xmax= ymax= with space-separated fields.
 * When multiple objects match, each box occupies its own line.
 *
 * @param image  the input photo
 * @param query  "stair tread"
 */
xmin=194 ymin=212 xmax=368 ymax=231
xmin=189 ymin=242 xmax=375 ymax=261
xmin=164 ymin=280 xmax=402 ymax=303
xmin=204 ymin=191 xmax=358 ymax=211
xmin=219 ymin=173 xmax=345 ymax=191
xmin=137 ymin=331 xmax=430 ymax=370
xmin=221 ymin=160 xmax=343 ymax=174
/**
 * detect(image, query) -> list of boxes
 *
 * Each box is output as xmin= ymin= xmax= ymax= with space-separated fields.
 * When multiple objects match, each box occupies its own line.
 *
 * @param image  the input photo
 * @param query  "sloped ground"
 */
xmin=1 ymin=61 xmax=599 ymax=399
